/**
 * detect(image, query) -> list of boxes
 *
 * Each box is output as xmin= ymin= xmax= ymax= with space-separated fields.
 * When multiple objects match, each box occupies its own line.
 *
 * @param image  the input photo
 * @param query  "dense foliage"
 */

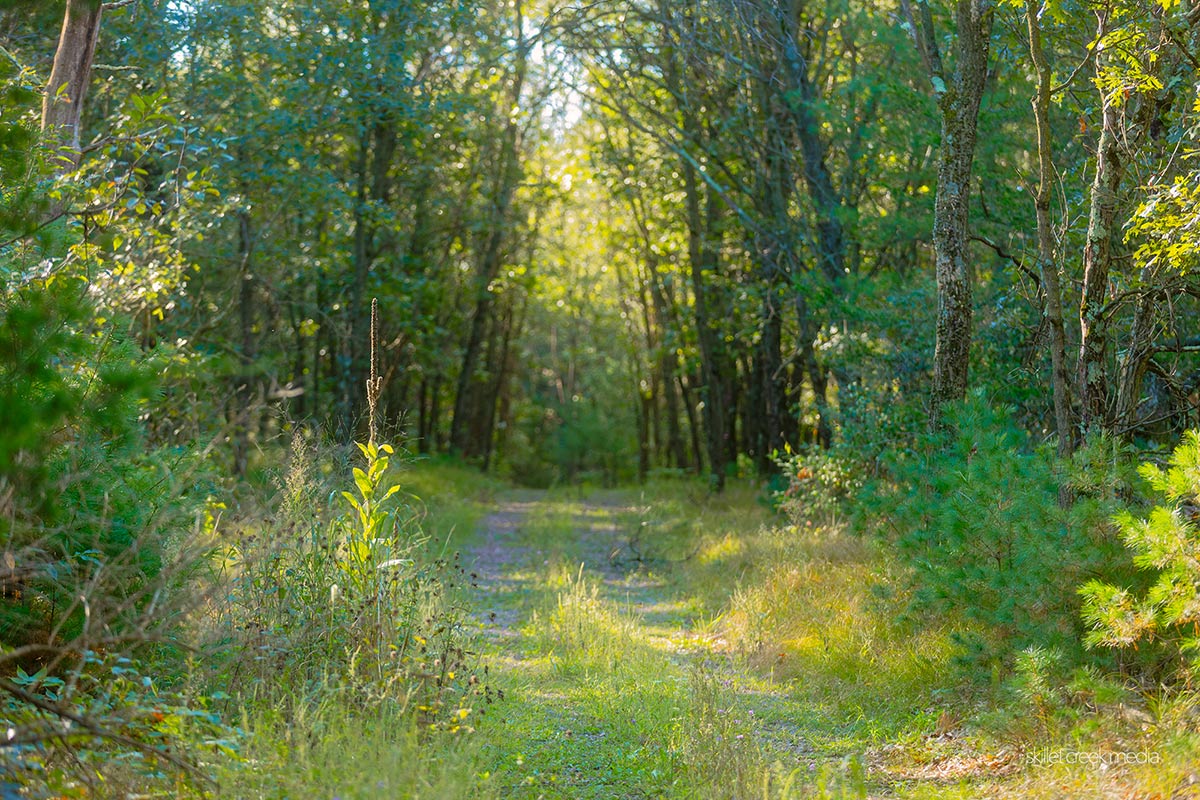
xmin=3 ymin=0 xmax=1200 ymax=794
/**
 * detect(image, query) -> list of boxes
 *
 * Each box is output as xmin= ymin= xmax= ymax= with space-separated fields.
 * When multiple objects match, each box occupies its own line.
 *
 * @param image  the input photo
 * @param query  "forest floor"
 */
xmin=215 ymin=466 xmax=1196 ymax=798
xmin=440 ymin=483 xmax=1194 ymax=800
xmin=457 ymin=488 xmax=986 ymax=799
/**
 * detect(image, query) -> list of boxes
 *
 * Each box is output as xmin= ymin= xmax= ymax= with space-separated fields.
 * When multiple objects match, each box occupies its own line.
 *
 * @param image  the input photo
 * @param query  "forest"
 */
xmin=2 ymin=0 xmax=1200 ymax=796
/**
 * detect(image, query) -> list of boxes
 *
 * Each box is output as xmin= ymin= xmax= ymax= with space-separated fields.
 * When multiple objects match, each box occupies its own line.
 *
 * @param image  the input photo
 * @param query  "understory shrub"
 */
xmin=1081 ymin=430 xmax=1200 ymax=682
xmin=773 ymin=446 xmax=865 ymax=525
xmin=0 ymin=57 xmax=224 ymax=792
xmin=206 ymin=433 xmax=488 ymax=729
xmin=867 ymin=394 xmax=1130 ymax=669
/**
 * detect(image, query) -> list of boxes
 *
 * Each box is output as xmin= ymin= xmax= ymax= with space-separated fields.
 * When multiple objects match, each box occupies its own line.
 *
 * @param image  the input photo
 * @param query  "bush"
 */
xmin=1080 ymin=430 xmax=1200 ymax=682
xmin=867 ymin=394 xmax=1128 ymax=668
xmin=773 ymin=446 xmax=865 ymax=525
xmin=0 ymin=55 xmax=231 ymax=794
xmin=206 ymin=433 xmax=488 ymax=729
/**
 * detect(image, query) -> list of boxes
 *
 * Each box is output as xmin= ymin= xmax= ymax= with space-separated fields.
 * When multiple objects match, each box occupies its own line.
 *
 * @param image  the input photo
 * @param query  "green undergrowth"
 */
xmin=199 ymin=451 xmax=504 ymax=799
xmin=399 ymin=455 xmax=507 ymax=542
xmin=214 ymin=697 xmax=496 ymax=799
xmin=203 ymin=461 xmax=1200 ymax=798
xmin=453 ymin=472 xmax=1200 ymax=800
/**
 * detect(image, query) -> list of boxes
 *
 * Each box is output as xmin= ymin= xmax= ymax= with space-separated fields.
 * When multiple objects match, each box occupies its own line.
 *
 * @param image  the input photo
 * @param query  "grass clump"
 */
xmin=538 ymin=565 xmax=645 ymax=677
xmin=217 ymin=694 xmax=496 ymax=799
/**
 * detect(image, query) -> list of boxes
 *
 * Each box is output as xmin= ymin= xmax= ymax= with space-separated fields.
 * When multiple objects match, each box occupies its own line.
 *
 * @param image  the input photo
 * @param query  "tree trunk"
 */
xmin=1078 ymin=10 xmax=1124 ymax=436
xmin=750 ymin=84 xmax=792 ymax=472
xmin=774 ymin=3 xmax=846 ymax=286
xmin=797 ymin=296 xmax=833 ymax=448
xmin=341 ymin=116 xmax=397 ymax=439
xmin=680 ymin=373 xmax=705 ymax=475
xmin=683 ymin=159 xmax=728 ymax=490
xmin=909 ymin=0 xmax=994 ymax=424
xmin=1027 ymin=3 xmax=1073 ymax=455
xmin=450 ymin=13 xmax=528 ymax=457
xmin=648 ymin=264 xmax=688 ymax=469
xmin=42 ymin=0 xmax=103 ymax=176
xmin=233 ymin=210 xmax=255 ymax=477
xmin=1115 ymin=294 xmax=1157 ymax=431
xmin=755 ymin=288 xmax=784 ymax=469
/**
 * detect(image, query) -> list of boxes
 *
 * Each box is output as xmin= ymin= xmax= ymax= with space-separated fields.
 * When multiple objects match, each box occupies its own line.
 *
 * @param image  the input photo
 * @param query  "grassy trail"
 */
xmin=461 ymin=489 xmax=862 ymax=799
xmin=223 ymin=471 xmax=1194 ymax=799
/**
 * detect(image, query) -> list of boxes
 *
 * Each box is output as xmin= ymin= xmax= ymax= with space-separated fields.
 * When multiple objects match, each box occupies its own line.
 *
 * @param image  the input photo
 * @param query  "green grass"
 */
xmin=203 ymin=465 xmax=1200 ymax=799
xmin=439 ymin=484 xmax=888 ymax=799
xmin=216 ymin=697 xmax=497 ymax=799
xmin=398 ymin=455 xmax=506 ymax=543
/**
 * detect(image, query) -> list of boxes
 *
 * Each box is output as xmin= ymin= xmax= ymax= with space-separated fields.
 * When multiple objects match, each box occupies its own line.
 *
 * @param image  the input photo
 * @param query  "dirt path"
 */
xmin=463 ymin=491 xmax=834 ymax=798
xmin=459 ymin=491 xmax=1135 ymax=800
xmin=469 ymin=492 xmax=698 ymax=647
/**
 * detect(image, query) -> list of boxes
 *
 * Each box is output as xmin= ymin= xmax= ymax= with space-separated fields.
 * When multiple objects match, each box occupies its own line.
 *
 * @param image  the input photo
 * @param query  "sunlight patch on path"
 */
xmin=462 ymin=491 xmax=831 ymax=799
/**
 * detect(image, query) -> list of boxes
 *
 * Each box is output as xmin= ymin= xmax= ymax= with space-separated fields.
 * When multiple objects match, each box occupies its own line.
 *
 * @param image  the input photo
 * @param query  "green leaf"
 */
xmin=353 ymin=467 xmax=371 ymax=498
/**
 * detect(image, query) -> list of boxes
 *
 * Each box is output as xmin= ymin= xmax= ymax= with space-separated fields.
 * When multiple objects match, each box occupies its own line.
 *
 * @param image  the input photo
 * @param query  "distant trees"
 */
xmin=11 ymin=0 xmax=1200 ymax=485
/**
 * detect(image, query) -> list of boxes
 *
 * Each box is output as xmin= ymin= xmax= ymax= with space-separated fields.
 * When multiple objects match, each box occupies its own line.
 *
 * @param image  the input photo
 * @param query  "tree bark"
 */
xmin=1027 ymin=2 xmax=1073 ymax=454
xmin=42 ymin=0 xmax=103 ymax=176
xmin=903 ymin=0 xmax=994 ymax=424
xmin=1077 ymin=10 xmax=1124 ymax=436
xmin=1114 ymin=293 xmax=1157 ymax=430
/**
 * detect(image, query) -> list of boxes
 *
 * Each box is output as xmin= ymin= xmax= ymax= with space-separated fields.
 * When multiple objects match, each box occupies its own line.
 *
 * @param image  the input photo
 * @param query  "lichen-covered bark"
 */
xmin=1077 ymin=12 xmax=1124 ymax=436
xmin=928 ymin=0 xmax=993 ymax=420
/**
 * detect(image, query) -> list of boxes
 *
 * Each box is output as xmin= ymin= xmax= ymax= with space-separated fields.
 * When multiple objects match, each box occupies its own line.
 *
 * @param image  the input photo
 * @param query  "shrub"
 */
xmin=1080 ymin=430 xmax=1200 ymax=681
xmin=773 ymin=446 xmax=864 ymax=525
xmin=868 ymin=394 xmax=1127 ymax=668
xmin=207 ymin=433 xmax=487 ymax=728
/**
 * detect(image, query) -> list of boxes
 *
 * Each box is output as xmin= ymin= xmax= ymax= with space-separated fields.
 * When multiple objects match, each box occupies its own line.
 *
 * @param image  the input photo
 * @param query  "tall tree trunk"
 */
xmin=755 ymin=288 xmax=784 ymax=469
xmin=774 ymin=2 xmax=846 ymax=287
xmin=680 ymin=373 xmax=705 ymax=475
xmin=233 ymin=210 xmax=255 ymax=477
xmin=637 ymin=372 xmax=651 ymax=482
xmin=767 ymin=3 xmax=848 ymax=436
xmin=751 ymin=86 xmax=792 ymax=472
xmin=430 ymin=374 xmax=444 ymax=451
xmin=902 ymin=0 xmax=994 ymax=423
xmin=339 ymin=125 xmax=371 ymax=440
xmin=647 ymin=263 xmax=688 ymax=469
xmin=1078 ymin=10 xmax=1124 ymax=436
xmin=42 ymin=0 xmax=103 ymax=177
xmin=797 ymin=296 xmax=833 ymax=448
xmin=1115 ymin=294 xmax=1157 ymax=430
xmin=342 ymin=118 xmax=397 ymax=439
xmin=1027 ymin=2 xmax=1073 ymax=454
xmin=417 ymin=376 xmax=431 ymax=454
xmin=683 ymin=159 xmax=728 ymax=490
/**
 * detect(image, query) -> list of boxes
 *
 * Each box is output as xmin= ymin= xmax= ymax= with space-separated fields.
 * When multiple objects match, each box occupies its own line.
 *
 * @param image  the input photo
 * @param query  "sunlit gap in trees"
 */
xmin=533 ymin=37 xmax=584 ymax=136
